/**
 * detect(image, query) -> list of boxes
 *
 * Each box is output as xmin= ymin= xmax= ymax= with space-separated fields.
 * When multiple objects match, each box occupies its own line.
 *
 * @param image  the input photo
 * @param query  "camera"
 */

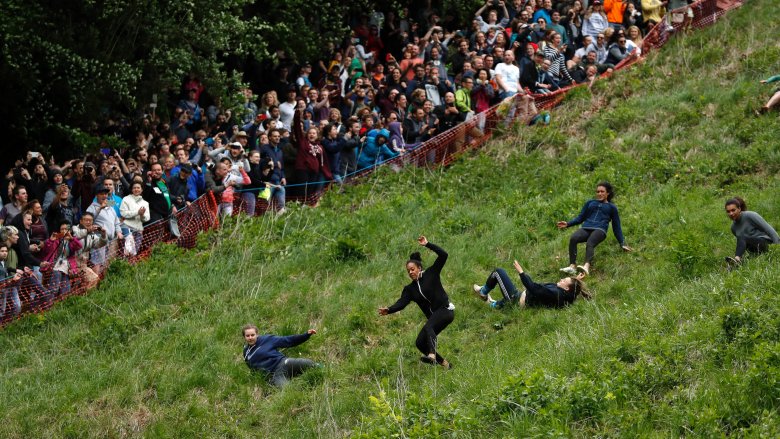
xmin=492 ymin=0 xmax=500 ymax=6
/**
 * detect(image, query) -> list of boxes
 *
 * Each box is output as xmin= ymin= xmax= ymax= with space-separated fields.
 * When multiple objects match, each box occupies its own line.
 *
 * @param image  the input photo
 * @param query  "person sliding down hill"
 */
xmin=473 ymin=260 xmax=590 ymax=309
xmin=757 ymin=74 xmax=780 ymax=114
xmin=724 ymin=197 xmax=779 ymax=268
xmin=242 ymin=324 xmax=320 ymax=387
xmin=379 ymin=236 xmax=454 ymax=369
xmin=557 ymin=181 xmax=631 ymax=276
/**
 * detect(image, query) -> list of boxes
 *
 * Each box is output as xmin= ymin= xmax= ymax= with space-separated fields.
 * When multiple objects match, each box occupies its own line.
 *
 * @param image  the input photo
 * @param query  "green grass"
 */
xmin=2 ymin=1 xmax=780 ymax=436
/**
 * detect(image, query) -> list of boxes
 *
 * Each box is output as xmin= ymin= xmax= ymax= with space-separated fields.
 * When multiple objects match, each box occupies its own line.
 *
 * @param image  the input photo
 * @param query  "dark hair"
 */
xmin=81 ymin=212 xmax=95 ymax=220
xmin=597 ymin=181 xmax=615 ymax=201
xmin=725 ymin=197 xmax=746 ymax=211
xmin=407 ymin=251 xmax=423 ymax=268
xmin=12 ymin=185 xmax=27 ymax=198
xmin=57 ymin=219 xmax=72 ymax=231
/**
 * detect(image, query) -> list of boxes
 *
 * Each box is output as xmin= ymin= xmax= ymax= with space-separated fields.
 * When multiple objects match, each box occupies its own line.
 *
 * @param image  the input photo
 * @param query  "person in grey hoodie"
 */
xmin=725 ymin=197 xmax=779 ymax=266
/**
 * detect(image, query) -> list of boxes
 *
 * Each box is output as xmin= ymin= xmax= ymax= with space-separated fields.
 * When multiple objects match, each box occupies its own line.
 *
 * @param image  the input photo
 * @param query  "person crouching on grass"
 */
xmin=242 ymin=324 xmax=320 ymax=387
xmin=473 ymin=260 xmax=590 ymax=309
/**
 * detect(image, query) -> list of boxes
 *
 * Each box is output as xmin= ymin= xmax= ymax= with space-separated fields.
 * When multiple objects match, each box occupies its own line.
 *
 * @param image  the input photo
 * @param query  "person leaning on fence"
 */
xmin=40 ymin=220 xmax=82 ymax=298
xmin=473 ymin=260 xmax=590 ymax=309
xmin=724 ymin=197 xmax=779 ymax=268
xmin=71 ymin=212 xmax=105 ymax=287
xmin=0 ymin=242 xmax=23 ymax=321
xmin=557 ymin=181 xmax=631 ymax=277
xmin=242 ymin=323 xmax=320 ymax=387
xmin=119 ymin=181 xmax=149 ymax=254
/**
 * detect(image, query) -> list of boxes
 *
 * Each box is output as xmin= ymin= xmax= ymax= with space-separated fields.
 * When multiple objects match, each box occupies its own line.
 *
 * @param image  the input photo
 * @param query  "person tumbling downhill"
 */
xmin=557 ymin=181 xmax=631 ymax=276
xmin=473 ymin=260 xmax=590 ymax=309
xmin=379 ymin=236 xmax=455 ymax=369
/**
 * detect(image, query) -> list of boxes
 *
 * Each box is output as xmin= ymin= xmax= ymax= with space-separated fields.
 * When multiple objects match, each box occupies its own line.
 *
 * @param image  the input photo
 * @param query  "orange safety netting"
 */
xmin=0 ymin=0 xmax=744 ymax=327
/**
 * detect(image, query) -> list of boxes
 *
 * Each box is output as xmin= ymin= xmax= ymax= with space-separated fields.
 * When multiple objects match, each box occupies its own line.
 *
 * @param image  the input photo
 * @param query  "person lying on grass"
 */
xmin=724 ymin=196 xmax=779 ymax=268
xmin=473 ymin=260 xmax=590 ymax=309
xmin=242 ymin=324 xmax=320 ymax=387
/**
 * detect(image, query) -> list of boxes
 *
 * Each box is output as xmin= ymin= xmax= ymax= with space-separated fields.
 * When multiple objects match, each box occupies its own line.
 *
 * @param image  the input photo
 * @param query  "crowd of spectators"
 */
xmin=1 ymin=0 xmax=674 ymax=317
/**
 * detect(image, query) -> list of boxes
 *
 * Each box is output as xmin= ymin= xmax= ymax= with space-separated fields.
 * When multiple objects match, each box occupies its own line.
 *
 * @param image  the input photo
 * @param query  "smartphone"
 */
xmin=30 ymin=152 xmax=40 ymax=158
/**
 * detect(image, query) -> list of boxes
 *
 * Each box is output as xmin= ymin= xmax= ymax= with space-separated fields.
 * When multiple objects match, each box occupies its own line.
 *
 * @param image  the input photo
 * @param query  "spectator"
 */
xmin=260 ymin=128 xmax=288 ymax=213
xmin=293 ymin=108 xmax=332 ymax=198
xmin=71 ymin=212 xmax=106 ymax=285
xmin=357 ymin=128 xmax=397 ymax=170
xmin=321 ymin=124 xmax=344 ymax=184
xmin=532 ymin=0 xmax=553 ymax=25
xmin=477 ymin=2 xmax=511 ymax=32
xmin=40 ymin=220 xmax=82 ymax=298
xmin=544 ymin=32 xmax=574 ymax=87
xmin=604 ymin=0 xmax=627 ymax=30
xmin=241 ymin=324 xmax=320 ymax=387
xmin=434 ymin=91 xmax=466 ymax=133
xmin=557 ymin=182 xmax=631 ymax=276
xmin=23 ymin=200 xmax=48 ymax=246
xmin=279 ymin=86 xmax=298 ymax=130
xmin=724 ymin=197 xmax=779 ymax=267
xmin=12 ymin=211 xmax=45 ymax=272
xmin=583 ymin=1 xmax=609 ymax=39
xmin=119 ymin=181 xmax=149 ymax=251
xmin=0 ymin=242 xmax=22 ymax=321
xmin=494 ymin=49 xmax=521 ymax=99
xmin=0 ymin=185 xmax=28 ymax=225
xmin=473 ymin=260 xmax=590 ymax=309
xmin=73 ymin=161 xmax=98 ymax=215
xmin=606 ymin=35 xmax=635 ymax=65
xmin=642 ymin=0 xmax=666 ymax=28
xmin=142 ymin=163 xmax=174 ymax=225
xmin=166 ymin=164 xmax=194 ymax=212
xmin=87 ymin=184 xmax=123 ymax=242
xmin=42 ymin=170 xmax=66 ymax=213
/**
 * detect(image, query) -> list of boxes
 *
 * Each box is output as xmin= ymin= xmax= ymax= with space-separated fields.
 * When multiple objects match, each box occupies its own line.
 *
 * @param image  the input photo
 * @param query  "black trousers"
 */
xmin=415 ymin=308 xmax=454 ymax=364
xmin=569 ymin=228 xmax=607 ymax=265
xmin=735 ymin=236 xmax=771 ymax=258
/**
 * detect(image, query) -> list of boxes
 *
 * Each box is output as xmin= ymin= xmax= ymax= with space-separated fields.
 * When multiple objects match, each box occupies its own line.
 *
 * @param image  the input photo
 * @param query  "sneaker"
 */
xmin=420 ymin=355 xmax=437 ymax=365
xmin=276 ymin=207 xmax=286 ymax=216
xmin=560 ymin=266 xmax=578 ymax=276
xmin=542 ymin=112 xmax=551 ymax=125
xmin=576 ymin=265 xmax=590 ymax=276
xmin=473 ymin=284 xmax=487 ymax=301
xmin=439 ymin=359 xmax=453 ymax=370
xmin=725 ymin=256 xmax=741 ymax=266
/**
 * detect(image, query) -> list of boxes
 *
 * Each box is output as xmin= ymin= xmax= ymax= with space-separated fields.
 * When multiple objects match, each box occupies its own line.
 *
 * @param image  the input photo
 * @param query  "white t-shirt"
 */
xmin=494 ymin=62 xmax=520 ymax=94
xmin=279 ymin=101 xmax=295 ymax=130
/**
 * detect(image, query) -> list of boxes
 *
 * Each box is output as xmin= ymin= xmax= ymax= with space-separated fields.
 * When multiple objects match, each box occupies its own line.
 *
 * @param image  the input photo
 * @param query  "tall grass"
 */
xmin=1 ymin=1 xmax=779 ymax=436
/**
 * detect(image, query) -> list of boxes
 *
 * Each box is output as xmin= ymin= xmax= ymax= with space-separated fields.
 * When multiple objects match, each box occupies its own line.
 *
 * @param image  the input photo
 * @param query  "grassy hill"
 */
xmin=2 ymin=1 xmax=779 ymax=437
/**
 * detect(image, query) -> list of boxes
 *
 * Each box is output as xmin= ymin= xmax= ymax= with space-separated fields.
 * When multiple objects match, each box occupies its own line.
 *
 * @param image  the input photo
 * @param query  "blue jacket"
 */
xmin=243 ymin=332 xmax=312 ymax=373
xmin=566 ymin=199 xmax=625 ymax=245
xmin=357 ymin=129 xmax=397 ymax=170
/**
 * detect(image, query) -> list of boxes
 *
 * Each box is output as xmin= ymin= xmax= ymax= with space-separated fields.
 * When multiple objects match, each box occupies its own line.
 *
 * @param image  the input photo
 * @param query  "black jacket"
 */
xmin=388 ymin=242 xmax=450 ymax=317
xmin=520 ymin=272 xmax=576 ymax=308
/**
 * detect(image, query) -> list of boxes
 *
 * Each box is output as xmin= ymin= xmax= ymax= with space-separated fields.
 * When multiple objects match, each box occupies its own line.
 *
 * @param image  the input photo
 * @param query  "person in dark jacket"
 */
xmin=557 ymin=181 xmax=631 ymax=276
xmin=142 ymin=163 xmax=174 ymax=225
xmin=241 ymin=323 xmax=319 ymax=387
xmin=473 ymin=260 xmax=589 ymax=309
xmin=379 ymin=236 xmax=454 ymax=369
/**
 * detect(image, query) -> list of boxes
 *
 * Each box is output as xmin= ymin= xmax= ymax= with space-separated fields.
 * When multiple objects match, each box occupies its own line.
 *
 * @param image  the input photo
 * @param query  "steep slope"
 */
xmin=1 ymin=1 xmax=779 ymax=437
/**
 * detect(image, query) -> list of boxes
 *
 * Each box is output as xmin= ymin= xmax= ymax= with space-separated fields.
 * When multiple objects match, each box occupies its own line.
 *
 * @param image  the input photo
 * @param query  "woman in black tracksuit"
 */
xmin=379 ymin=236 xmax=454 ymax=369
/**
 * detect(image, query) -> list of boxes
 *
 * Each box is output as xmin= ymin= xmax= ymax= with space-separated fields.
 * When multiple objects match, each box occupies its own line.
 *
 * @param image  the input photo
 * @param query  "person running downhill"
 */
xmin=379 ymin=235 xmax=454 ymax=369
xmin=557 ymin=181 xmax=631 ymax=276
xmin=473 ymin=260 xmax=589 ymax=309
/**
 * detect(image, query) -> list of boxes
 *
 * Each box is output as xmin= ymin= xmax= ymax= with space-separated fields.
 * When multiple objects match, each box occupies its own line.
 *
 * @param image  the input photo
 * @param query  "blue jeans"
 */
xmin=271 ymin=185 xmax=286 ymax=209
xmin=242 ymin=191 xmax=257 ymax=216
xmin=1 ymin=286 xmax=21 ymax=320
xmin=483 ymin=268 xmax=520 ymax=309
xmin=49 ymin=270 xmax=71 ymax=297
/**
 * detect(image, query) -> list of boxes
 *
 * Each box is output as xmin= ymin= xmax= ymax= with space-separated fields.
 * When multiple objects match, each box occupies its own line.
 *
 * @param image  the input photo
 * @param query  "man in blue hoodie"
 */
xmin=242 ymin=324 xmax=319 ymax=387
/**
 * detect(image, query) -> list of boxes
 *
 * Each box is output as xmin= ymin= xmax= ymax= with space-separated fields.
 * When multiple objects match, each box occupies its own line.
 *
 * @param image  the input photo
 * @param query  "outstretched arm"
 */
xmin=420 ymin=235 xmax=448 ymax=273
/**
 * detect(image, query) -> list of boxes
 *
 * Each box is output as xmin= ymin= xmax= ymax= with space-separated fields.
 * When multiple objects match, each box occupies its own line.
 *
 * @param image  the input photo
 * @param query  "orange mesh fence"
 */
xmin=0 ymin=0 xmax=744 ymax=327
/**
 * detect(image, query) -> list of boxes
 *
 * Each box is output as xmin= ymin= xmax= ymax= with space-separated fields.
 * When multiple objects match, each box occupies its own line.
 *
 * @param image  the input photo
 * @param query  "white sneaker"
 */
xmin=473 ymin=284 xmax=487 ymax=301
xmin=560 ymin=266 xmax=577 ymax=276
xmin=576 ymin=265 xmax=590 ymax=276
